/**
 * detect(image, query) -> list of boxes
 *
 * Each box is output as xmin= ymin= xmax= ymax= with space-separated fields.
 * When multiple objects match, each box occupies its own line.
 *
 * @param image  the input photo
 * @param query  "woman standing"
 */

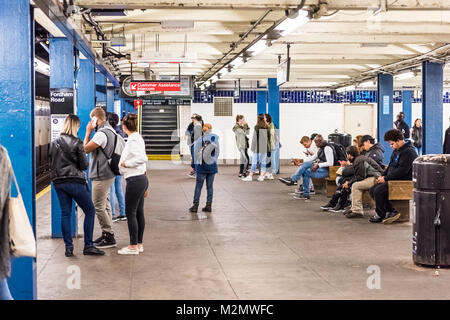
xmin=264 ymin=113 xmax=278 ymax=180
xmin=232 ymin=115 xmax=250 ymax=178
xmin=118 ymin=114 xmax=149 ymax=255
xmin=411 ymin=118 xmax=422 ymax=155
xmin=189 ymin=123 xmax=220 ymax=213
xmin=242 ymin=114 xmax=271 ymax=182
xmin=50 ymin=115 xmax=105 ymax=257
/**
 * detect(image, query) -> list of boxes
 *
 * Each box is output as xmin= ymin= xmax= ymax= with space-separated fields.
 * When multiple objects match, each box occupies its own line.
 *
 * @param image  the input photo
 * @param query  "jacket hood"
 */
xmin=370 ymin=142 xmax=385 ymax=153
xmin=398 ymin=140 xmax=415 ymax=152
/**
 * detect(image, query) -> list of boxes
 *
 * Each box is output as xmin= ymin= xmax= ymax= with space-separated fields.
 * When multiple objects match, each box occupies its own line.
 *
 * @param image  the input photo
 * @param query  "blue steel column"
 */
xmin=257 ymin=91 xmax=267 ymax=115
xmin=49 ymin=37 xmax=77 ymax=238
xmin=268 ymin=78 xmax=280 ymax=174
xmin=77 ymin=59 xmax=95 ymax=142
xmin=422 ymin=61 xmax=443 ymax=154
xmin=377 ymin=73 xmax=394 ymax=164
xmin=0 ymin=0 xmax=37 ymax=300
xmin=402 ymin=90 xmax=413 ymax=127
xmin=107 ymin=86 xmax=115 ymax=112
xmin=96 ymin=72 xmax=107 ymax=106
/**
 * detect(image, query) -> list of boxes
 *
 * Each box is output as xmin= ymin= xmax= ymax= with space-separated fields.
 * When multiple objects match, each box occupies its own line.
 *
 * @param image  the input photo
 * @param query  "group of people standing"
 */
xmin=51 ymin=107 xmax=149 ymax=256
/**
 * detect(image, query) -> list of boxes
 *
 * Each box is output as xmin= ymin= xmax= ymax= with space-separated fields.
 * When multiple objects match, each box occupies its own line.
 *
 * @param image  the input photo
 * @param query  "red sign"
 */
xmin=130 ymin=82 xmax=181 ymax=92
xmin=134 ymin=99 xmax=143 ymax=109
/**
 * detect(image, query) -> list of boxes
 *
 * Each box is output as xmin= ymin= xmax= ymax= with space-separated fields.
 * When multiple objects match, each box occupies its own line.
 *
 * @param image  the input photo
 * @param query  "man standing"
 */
xmin=368 ymin=129 xmax=417 ymax=224
xmin=280 ymin=135 xmax=333 ymax=200
xmin=84 ymin=107 xmax=118 ymax=248
xmin=443 ymin=116 xmax=450 ymax=154
xmin=360 ymin=135 xmax=385 ymax=166
xmin=394 ymin=112 xmax=410 ymax=140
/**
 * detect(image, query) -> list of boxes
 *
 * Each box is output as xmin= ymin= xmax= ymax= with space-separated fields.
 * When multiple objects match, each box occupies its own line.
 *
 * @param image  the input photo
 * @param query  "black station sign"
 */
xmin=50 ymin=88 xmax=74 ymax=114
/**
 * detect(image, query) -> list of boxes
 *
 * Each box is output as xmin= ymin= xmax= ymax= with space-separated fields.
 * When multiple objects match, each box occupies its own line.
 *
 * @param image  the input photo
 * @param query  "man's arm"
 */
xmin=84 ymin=122 xmax=100 ymax=154
xmin=318 ymin=146 xmax=334 ymax=168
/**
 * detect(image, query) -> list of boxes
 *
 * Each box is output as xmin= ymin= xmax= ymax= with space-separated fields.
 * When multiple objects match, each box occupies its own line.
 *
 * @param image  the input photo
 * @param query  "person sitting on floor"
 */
xmin=368 ymin=129 xmax=417 ymax=224
xmin=338 ymin=146 xmax=384 ymax=218
xmin=280 ymin=134 xmax=334 ymax=200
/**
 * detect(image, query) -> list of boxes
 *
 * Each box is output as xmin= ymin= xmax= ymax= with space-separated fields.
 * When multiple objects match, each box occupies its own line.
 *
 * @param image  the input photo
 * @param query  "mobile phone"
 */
xmin=91 ymin=116 xmax=98 ymax=128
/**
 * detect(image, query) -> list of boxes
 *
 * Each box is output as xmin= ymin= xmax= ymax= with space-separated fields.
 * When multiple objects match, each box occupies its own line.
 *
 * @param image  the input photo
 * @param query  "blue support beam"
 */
xmin=377 ymin=73 xmax=394 ymax=164
xmin=96 ymin=72 xmax=107 ymax=106
xmin=422 ymin=61 xmax=443 ymax=155
xmin=0 ymin=0 xmax=37 ymax=300
xmin=402 ymin=90 xmax=413 ymax=128
xmin=257 ymin=91 xmax=267 ymax=115
xmin=49 ymin=37 xmax=77 ymax=239
xmin=268 ymin=78 xmax=280 ymax=174
xmin=77 ymin=59 xmax=95 ymax=142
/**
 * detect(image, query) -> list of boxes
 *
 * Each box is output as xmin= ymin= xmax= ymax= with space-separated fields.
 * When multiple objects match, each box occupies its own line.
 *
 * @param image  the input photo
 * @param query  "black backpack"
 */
xmin=327 ymin=142 xmax=347 ymax=166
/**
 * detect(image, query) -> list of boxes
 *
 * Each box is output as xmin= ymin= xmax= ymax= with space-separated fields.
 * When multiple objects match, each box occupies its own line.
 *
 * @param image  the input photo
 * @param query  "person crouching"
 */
xmin=189 ymin=123 xmax=220 ymax=213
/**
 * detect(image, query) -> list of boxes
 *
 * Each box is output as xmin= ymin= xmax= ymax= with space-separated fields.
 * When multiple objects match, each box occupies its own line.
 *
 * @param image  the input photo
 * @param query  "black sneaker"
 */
xmin=345 ymin=212 xmax=364 ymax=219
xmin=83 ymin=246 xmax=105 ymax=256
xmin=382 ymin=211 xmax=401 ymax=224
xmin=93 ymin=232 xmax=106 ymax=245
xmin=279 ymin=177 xmax=297 ymax=186
xmin=298 ymin=190 xmax=316 ymax=195
xmin=320 ymin=204 xmax=334 ymax=211
xmin=112 ymin=217 xmax=121 ymax=223
xmin=328 ymin=206 xmax=345 ymax=213
xmin=119 ymin=216 xmax=127 ymax=221
xmin=369 ymin=215 xmax=383 ymax=223
xmin=293 ymin=194 xmax=310 ymax=200
xmin=65 ymin=247 xmax=74 ymax=257
xmin=95 ymin=233 xmax=117 ymax=249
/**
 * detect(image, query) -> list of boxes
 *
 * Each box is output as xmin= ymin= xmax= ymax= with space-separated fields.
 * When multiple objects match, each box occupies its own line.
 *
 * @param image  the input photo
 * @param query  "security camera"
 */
xmin=66 ymin=5 xmax=81 ymax=15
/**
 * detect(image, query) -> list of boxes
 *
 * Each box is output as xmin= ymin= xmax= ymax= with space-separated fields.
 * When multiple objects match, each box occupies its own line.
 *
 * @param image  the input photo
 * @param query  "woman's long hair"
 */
xmin=60 ymin=114 xmax=80 ymax=137
xmin=413 ymin=118 xmax=421 ymax=129
xmin=256 ymin=114 xmax=268 ymax=129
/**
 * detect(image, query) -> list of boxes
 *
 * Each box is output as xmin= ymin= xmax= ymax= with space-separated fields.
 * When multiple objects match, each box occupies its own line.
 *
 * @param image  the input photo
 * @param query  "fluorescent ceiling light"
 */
xmin=359 ymin=80 xmax=375 ymax=88
xmin=336 ymin=85 xmax=355 ymax=93
xmin=275 ymin=10 xmax=309 ymax=37
xmin=34 ymin=58 xmax=49 ymax=76
xmin=394 ymin=71 xmax=415 ymax=81
xmin=231 ymin=57 xmax=245 ymax=69
xmin=210 ymin=75 xmax=219 ymax=83
xmin=136 ymin=62 xmax=150 ymax=68
xmin=248 ymin=40 xmax=267 ymax=57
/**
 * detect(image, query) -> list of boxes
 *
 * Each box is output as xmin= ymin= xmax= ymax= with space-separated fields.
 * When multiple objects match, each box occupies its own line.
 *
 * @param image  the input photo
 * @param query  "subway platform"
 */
xmin=36 ymin=162 xmax=450 ymax=300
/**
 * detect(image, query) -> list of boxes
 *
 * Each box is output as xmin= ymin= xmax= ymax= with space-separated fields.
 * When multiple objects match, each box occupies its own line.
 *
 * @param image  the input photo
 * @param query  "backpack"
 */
xmin=327 ymin=142 xmax=347 ymax=166
xmin=196 ymin=136 xmax=218 ymax=166
xmin=99 ymin=127 xmax=126 ymax=176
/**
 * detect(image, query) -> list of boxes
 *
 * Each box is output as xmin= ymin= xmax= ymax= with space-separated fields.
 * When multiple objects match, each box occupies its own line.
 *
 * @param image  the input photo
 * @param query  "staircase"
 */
xmin=140 ymin=104 xmax=180 ymax=159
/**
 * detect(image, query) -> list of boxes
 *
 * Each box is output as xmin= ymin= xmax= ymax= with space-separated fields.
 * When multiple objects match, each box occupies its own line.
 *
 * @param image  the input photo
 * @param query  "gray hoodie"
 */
xmin=0 ymin=146 xmax=12 ymax=279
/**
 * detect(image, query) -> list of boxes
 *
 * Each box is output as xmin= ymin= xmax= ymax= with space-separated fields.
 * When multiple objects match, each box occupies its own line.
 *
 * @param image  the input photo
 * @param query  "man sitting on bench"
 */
xmin=280 ymin=134 xmax=334 ymax=200
xmin=369 ymin=129 xmax=418 ymax=224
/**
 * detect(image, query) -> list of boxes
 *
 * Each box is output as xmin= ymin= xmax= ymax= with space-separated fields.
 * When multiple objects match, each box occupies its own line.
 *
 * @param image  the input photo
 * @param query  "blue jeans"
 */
xmin=250 ymin=153 xmax=267 ymax=173
xmin=193 ymin=172 xmax=215 ymax=204
xmin=190 ymin=145 xmax=195 ymax=171
xmin=292 ymin=162 xmax=329 ymax=196
xmin=110 ymin=175 xmax=125 ymax=218
xmin=416 ymin=146 xmax=422 ymax=156
xmin=0 ymin=278 xmax=13 ymax=300
xmin=54 ymin=182 xmax=96 ymax=248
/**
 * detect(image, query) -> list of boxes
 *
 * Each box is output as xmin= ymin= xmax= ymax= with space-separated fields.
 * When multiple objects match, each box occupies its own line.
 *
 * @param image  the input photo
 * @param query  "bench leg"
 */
xmin=326 ymin=180 xmax=337 ymax=197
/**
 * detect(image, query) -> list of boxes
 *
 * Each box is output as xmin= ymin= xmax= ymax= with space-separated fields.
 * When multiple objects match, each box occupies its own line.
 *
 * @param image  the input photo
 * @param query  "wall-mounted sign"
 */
xmin=130 ymin=82 xmax=181 ymax=92
xmin=277 ymin=58 xmax=290 ymax=86
xmin=50 ymin=88 xmax=74 ymax=114
xmin=51 ymin=114 xmax=68 ymax=142
xmin=134 ymin=99 xmax=143 ymax=109
xmin=383 ymin=95 xmax=390 ymax=115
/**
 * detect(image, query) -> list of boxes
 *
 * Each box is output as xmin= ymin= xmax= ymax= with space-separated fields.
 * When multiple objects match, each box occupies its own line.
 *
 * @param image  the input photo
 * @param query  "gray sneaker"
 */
xmin=382 ymin=211 xmax=401 ymax=224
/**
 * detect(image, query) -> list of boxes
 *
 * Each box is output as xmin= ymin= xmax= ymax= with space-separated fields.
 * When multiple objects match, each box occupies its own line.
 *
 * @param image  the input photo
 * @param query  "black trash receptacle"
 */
xmin=412 ymin=155 xmax=450 ymax=267
xmin=328 ymin=133 xmax=352 ymax=148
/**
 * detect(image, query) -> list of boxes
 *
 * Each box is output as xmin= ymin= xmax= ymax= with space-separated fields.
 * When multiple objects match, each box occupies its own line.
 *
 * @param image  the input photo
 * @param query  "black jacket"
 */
xmin=444 ymin=127 xmax=450 ymax=154
xmin=364 ymin=143 xmax=385 ymax=166
xmin=50 ymin=134 xmax=89 ymax=185
xmin=384 ymin=141 xmax=418 ymax=181
xmin=394 ymin=120 xmax=410 ymax=139
xmin=348 ymin=155 xmax=384 ymax=186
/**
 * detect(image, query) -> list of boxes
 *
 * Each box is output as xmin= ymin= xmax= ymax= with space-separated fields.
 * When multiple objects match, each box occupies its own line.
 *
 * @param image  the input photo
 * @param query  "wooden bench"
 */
xmin=388 ymin=180 xmax=413 ymax=222
xmin=325 ymin=166 xmax=340 ymax=197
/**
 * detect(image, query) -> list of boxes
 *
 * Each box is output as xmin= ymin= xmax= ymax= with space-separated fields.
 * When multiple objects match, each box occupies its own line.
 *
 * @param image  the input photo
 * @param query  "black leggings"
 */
xmin=125 ymin=174 xmax=149 ymax=245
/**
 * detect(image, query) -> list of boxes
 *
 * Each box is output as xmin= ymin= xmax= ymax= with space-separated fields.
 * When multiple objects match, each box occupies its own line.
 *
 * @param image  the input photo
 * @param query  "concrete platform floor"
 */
xmin=37 ymin=162 xmax=450 ymax=300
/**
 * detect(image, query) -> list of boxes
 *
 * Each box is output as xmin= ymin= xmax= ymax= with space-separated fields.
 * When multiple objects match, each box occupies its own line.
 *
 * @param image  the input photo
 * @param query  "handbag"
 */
xmin=8 ymin=166 xmax=36 ymax=258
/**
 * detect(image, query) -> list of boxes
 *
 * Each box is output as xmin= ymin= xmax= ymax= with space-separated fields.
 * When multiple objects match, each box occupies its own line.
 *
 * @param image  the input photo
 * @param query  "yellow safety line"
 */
xmin=36 ymin=184 xmax=51 ymax=200
xmin=147 ymin=154 xmax=181 ymax=160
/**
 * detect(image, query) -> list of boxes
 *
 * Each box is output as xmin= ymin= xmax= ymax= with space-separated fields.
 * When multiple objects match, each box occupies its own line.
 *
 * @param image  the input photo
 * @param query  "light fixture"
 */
xmin=231 ymin=57 xmax=245 ymax=69
xmin=247 ymin=40 xmax=268 ymax=57
xmin=210 ymin=75 xmax=219 ymax=83
xmin=394 ymin=71 xmax=415 ymax=81
xmin=275 ymin=10 xmax=309 ymax=37
xmin=336 ymin=85 xmax=356 ymax=93
xmin=359 ymin=80 xmax=375 ymax=88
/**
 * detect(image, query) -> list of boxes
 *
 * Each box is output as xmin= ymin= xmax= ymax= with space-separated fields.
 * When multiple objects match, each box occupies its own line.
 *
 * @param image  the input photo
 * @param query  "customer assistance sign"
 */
xmin=130 ymin=81 xmax=181 ymax=92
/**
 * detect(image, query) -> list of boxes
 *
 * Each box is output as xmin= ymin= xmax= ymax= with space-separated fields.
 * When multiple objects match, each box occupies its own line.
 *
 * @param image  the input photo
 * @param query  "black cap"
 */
xmin=360 ymin=135 xmax=375 ymax=146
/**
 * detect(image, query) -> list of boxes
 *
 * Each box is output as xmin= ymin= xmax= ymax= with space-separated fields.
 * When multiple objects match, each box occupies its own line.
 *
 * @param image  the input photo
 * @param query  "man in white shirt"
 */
xmin=279 ymin=134 xmax=334 ymax=200
xmin=84 ymin=107 xmax=118 ymax=249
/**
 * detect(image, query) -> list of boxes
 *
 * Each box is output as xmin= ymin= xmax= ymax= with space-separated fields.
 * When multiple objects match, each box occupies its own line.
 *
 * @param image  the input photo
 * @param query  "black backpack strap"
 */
xmin=98 ymin=128 xmax=117 ymax=160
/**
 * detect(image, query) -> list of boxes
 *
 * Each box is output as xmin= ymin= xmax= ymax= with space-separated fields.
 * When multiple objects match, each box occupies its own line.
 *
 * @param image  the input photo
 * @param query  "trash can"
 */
xmin=412 ymin=155 xmax=450 ymax=267
xmin=327 ymin=133 xmax=352 ymax=148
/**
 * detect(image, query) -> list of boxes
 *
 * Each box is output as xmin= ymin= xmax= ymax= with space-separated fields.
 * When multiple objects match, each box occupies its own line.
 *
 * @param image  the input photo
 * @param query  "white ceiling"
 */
xmin=69 ymin=0 xmax=450 ymax=89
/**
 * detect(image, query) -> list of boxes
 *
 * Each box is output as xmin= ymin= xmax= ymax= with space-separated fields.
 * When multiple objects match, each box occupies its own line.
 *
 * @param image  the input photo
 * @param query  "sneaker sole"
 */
xmin=96 ymin=244 xmax=117 ymax=249
xmin=118 ymin=252 xmax=139 ymax=255
xmin=382 ymin=213 xmax=401 ymax=224
xmin=346 ymin=214 xmax=364 ymax=219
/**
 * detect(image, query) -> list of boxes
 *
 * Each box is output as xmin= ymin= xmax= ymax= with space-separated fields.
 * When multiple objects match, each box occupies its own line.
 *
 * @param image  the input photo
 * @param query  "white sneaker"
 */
xmin=257 ymin=176 xmax=265 ymax=182
xmin=138 ymin=244 xmax=144 ymax=253
xmin=118 ymin=247 xmax=139 ymax=255
xmin=242 ymin=176 xmax=252 ymax=182
xmin=265 ymin=173 xmax=274 ymax=180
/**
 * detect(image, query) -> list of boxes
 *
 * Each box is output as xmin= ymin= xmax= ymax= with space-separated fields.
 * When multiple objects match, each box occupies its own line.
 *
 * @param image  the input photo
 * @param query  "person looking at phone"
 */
xmin=84 ymin=107 xmax=118 ymax=249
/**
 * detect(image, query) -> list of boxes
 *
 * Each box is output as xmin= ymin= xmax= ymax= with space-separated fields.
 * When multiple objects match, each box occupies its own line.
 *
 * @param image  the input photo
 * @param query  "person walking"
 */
xmin=232 ymin=115 xmax=250 ymax=178
xmin=394 ymin=112 xmax=410 ymax=140
xmin=242 ymin=114 xmax=270 ymax=182
xmin=117 ymin=114 xmax=149 ymax=255
xmin=185 ymin=113 xmax=198 ymax=177
xmin=264 ymin=113 xmax=279 ymax=180
xmin=107 ymin=113 xmax=127 ymax=222
xmin=50 ymin=115 xmax=105 ymax=257
xmin=84 ymin=107 xmax=118 ymax=249
xmin=189 ymin=123 xmax=220 ymax=213
xmin=411 ymin=118 xmax=422 ymax=156
xmin=0 ymin=145 xmax=13 ymax=300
